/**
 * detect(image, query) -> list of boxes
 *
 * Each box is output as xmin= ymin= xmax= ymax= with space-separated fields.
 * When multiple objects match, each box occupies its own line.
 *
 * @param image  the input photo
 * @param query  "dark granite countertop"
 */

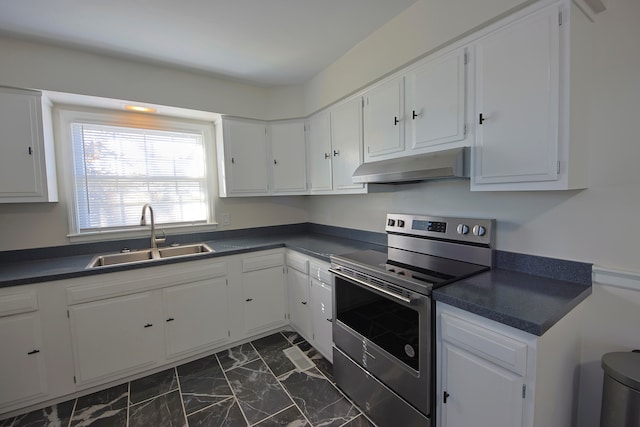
xmin=433 ymin=269 xmax=591 ymax=336
xmin=0 ymin=223 xmax=591 ymax=336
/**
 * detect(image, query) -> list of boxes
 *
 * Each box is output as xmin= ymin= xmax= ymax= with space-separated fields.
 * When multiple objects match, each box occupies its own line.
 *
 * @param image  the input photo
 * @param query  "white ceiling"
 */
xmin=0 ymin=0 xmax=418 ymax=87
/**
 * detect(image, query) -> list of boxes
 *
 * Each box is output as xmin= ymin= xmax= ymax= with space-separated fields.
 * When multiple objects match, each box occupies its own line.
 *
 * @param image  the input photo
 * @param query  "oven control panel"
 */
xmin=386 ymin=213 xmax=494 ymax=245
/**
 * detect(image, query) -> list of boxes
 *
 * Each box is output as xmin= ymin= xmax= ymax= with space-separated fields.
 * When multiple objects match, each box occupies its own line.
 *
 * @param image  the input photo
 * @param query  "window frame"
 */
xmin=56 ymin=105 xmax=218 ymax=243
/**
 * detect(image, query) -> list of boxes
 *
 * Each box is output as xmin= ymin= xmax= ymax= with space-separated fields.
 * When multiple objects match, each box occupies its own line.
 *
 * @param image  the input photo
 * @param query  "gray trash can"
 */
xmin=600 ymin=351 xmax=640 ymax=427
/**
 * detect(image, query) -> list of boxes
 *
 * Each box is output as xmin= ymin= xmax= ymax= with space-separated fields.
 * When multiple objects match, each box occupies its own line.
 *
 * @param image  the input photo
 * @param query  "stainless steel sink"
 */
xmin=159 ymin=243 xmax=213 ymax=258
xmin=87 ymin=243 xmax=214 ymax=268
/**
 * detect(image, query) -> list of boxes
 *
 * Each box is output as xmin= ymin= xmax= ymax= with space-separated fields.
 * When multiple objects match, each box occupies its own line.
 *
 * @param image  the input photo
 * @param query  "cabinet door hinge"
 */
xmin=559 ymin=11 xmax=563 ymax=26
xmin=362 ymin=98 xmax=365 ymax=108
xmin=522 ymin=384 xmax=527 ymax=399
xmin=67 ymin=310 xmax=70 ymax=318
xmin=228 ymin=330 xmax=231 ymax=338
xmin=464 ymin=52 xmax=469 ymax=65
xmin=225 ymin=279 xmax=228 ymax=286
xmin=464 ymin=124 xmax=468 ymax=135
xmin=73 ymin=376 xmax=77 ymax=384
xmin=557 ymin=161 xmax=561 ymax=175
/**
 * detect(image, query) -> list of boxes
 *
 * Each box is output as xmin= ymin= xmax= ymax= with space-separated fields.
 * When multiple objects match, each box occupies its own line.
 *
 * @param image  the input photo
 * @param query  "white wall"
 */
xmin=303 ymin=0 xmax=536 ymax=113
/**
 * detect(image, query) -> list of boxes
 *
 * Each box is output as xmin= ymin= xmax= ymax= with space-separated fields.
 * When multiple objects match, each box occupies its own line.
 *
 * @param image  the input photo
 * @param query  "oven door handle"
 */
xmin=329 ymin=268 xmax=415 ymax=305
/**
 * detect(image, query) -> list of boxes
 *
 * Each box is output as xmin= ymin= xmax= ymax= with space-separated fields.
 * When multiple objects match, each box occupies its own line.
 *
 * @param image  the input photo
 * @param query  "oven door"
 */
xmin=330 ymin=267 xmax=433 ymax=418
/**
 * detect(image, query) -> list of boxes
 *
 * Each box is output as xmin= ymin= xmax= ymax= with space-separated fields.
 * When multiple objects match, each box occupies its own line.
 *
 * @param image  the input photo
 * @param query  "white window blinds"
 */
xmin=71 ymin=122 xmax=208 ymax=232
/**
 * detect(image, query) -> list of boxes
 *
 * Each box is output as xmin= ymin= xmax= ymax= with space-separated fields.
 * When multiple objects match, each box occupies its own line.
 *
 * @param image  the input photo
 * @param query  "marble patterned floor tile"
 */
xmin=252 ymin=333 xmax=297 ymax=377
xmin=70 ymin=382 xmax=128 ymax=427
xmin=128 ymin=390 xmax=186 ymax=427
xmin=225 ymin=359 xmax=293 ymax=425
xmin=186 ymin=397 xmax=246 ymax=427
xmin=279 ymin=368 xmax=359 ymax=427
xmin=280 ymin=330 xmax=305 ymax=346
xmin=341 ymin=414 xmax=377 ymax=427
xmin=217 ymin=343 xmax=259 ymax=371
xmin=130 ymin=368 xmax=179 ymax=405
xmin=0 ymin=399 xmax=75 ymax=427
xmin=296 ymin=341 xmax=334 ymax=383
xmin=177 ymin=354 xmax=233 ymax=415
xmin=254 ymin=405 xmax=309 ymax=426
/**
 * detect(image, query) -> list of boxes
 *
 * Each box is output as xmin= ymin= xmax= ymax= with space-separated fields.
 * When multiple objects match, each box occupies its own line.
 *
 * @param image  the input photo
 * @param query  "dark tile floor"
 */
xmin=0 ymin=331 xmax=376 ymax=427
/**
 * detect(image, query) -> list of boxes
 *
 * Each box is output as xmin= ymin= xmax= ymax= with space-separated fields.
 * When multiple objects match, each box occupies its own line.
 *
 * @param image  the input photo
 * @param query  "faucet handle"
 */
xmin=155 ymin=229 xmax=167 ymax=245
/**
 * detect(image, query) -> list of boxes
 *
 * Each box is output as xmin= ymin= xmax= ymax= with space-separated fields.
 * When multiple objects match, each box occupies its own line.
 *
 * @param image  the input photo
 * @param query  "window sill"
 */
xmin=67 ymin=223 xmax=220 ymax=244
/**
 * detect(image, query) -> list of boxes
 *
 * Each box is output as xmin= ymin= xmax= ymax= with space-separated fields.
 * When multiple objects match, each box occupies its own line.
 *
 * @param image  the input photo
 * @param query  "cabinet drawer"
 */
xmin=286 ymin=251 xmax=309 ymax=274
xmin=242 ymin=252 xmax=284 ymax=273
xmin=67 ymin=261 xmax=227 ymax=305
xmin=310 ymin=261 xmax=331 ymax=284
xmin=441 ymin=312 xmax=527 ymax=375
xmin=0 ymin=289 xmax=38 ymax=317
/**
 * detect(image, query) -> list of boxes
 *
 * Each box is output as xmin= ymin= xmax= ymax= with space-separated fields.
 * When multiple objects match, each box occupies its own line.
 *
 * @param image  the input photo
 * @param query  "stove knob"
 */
xmin=397 ymin=219 xmax=405 ymax=228
xmin=472 ymin=225 xmax=486 ymax=236
xmin=387 ymin=219 xmax=396 ymax=226
xmin=456 ymin=224 xmax=469 ymax=235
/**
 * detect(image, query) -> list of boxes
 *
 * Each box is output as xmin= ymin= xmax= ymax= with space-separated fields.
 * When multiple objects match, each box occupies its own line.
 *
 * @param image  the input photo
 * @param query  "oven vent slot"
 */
xmin=340 ymin=266 xmax=413 ymax=299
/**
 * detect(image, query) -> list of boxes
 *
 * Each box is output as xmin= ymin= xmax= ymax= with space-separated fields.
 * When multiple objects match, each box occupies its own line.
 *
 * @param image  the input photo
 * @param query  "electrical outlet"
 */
xmin=221 ymin=213 xmax=231 ymax=226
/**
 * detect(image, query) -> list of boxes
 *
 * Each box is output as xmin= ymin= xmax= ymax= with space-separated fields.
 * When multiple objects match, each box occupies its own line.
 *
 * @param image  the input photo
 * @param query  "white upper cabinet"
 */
xmin=270 ymin=121 xmax=307 ymax=194
xmin=471 ymin=2 xmax=587 ymax=191
xmin=363 ymin=48 xmax=469 ymax=163
xmin=473 ymin=5 xmax=560 ymax=186
xmin=363 ymin=76 xmax=405 ymax=160
xmin=406 ymin=49 xmax=467 ymax=151
xmin=307 ymin=111 xmax=333 ymax=192
xmin=0 ymin=87 xmax=58 ymax=203
xmin=216 ymin=117 xmax=270 ymax=197
xmin=308 ymin=97 xmax=366 ymax=194
xmin=216 ymin=117 xmax=308 ymax=197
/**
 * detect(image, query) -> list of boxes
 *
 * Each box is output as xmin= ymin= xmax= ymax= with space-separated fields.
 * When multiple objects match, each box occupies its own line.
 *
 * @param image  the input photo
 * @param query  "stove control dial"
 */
xmin=472 ymin=225 xmax=487 ymax=236
xmin=397 ymin=219 xmax=405 ymax=228
xmin=456 ymin=224 xmax=469 ymax=235
xmin=387 ymin=219 xmax=396 ymax=226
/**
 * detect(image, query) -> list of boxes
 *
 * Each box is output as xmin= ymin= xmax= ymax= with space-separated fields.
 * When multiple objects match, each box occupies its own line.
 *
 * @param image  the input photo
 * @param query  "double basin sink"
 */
xmin=87 ymin=243 xmax=214 ymax=268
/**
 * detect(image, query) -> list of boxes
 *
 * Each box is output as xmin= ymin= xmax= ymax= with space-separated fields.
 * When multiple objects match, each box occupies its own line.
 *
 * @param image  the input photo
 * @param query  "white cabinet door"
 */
xmin=0 ymin=87 xmax=57 ymax=202
xmin=363 ymin=77 xmax=405 ymax=160
xmin=310 ymin=278 xmax=333 ymax=362
xmin=0 ymin=313 xmax=47 ymax=406
xmin=406 ymin=49 xmax=466 ymax=151
xmin=69 ymin=291 xmax=161 ymax=384
xmin=270 ymin=122 xmax=307 ymax=194
xmin=242 ymin=253 xmax=287 ymax=334
xmin=219 ymin=118 xmax=269 ymax=196
xmin=163 ymin=277 xmax=229 ymax=359
xmin=307 ymin=111 xmax=333 ymax=192
xmin=473 ymin=5 xmax=560 ymax=185
xmin=287 ymin=268 xmax=311 ymax=340
xmin=331 ymin=97 xmax=365 ymax=192
xmin=440 ymin=342 xmax=524 ymax=427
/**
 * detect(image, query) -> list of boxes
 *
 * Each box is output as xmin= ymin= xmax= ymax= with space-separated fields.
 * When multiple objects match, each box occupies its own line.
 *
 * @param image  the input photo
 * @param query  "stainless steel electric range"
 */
xmin=329 ymin=213 xmax=495 ymax=427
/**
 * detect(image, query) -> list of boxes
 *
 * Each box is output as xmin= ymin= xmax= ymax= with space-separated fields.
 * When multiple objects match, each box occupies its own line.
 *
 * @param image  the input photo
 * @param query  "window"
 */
xmin=59 ymin=108 xmax=216 ymax=239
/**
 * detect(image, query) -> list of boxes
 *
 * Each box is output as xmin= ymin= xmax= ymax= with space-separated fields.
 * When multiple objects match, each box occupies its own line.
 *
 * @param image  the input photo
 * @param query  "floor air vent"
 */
xmin=283 ymin=346 xmax=315 ymax=371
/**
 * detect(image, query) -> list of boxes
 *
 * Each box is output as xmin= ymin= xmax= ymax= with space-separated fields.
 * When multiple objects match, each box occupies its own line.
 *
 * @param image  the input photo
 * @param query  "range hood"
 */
xmin=352 ymin=147 xmax=470 ymax=184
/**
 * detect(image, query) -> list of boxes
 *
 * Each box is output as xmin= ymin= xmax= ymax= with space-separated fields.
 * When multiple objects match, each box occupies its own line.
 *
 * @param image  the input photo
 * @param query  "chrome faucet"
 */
xmin=140 ymin=204 xmax=165 ymax=253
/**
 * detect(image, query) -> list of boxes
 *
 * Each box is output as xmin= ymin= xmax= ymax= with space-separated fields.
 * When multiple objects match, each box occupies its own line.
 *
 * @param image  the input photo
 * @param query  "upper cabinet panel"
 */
xmin=0 ymin=87 xmax=58 ymax=203
xmin=406 ymin=48 xmax=467 ymax=151
xmin=473 ymin=5 xmax=560 ymax=186
xmin=216 ymin=117 xmax=270 ymax=197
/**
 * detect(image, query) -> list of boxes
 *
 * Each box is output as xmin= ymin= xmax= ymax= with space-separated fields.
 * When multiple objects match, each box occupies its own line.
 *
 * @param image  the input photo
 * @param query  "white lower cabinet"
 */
xmin=0 ymin=312 xmax=47 ymax=407
xmin=241 ymin=252 xmax=287 ymax=334
xmin=309 ymin=274 xmax=333 ymax=361
xmin=437 ymin=302 xmax=585 ymax=427
xmin=287 ymin=251 xmax=312 ymax=340
xmin=163 ymin=277 xmax=229 ymax=359
xmin=285 ymin=251 xmax=333 ymax=362
xmin=69 ymin=291 xmax=162 ymax=385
